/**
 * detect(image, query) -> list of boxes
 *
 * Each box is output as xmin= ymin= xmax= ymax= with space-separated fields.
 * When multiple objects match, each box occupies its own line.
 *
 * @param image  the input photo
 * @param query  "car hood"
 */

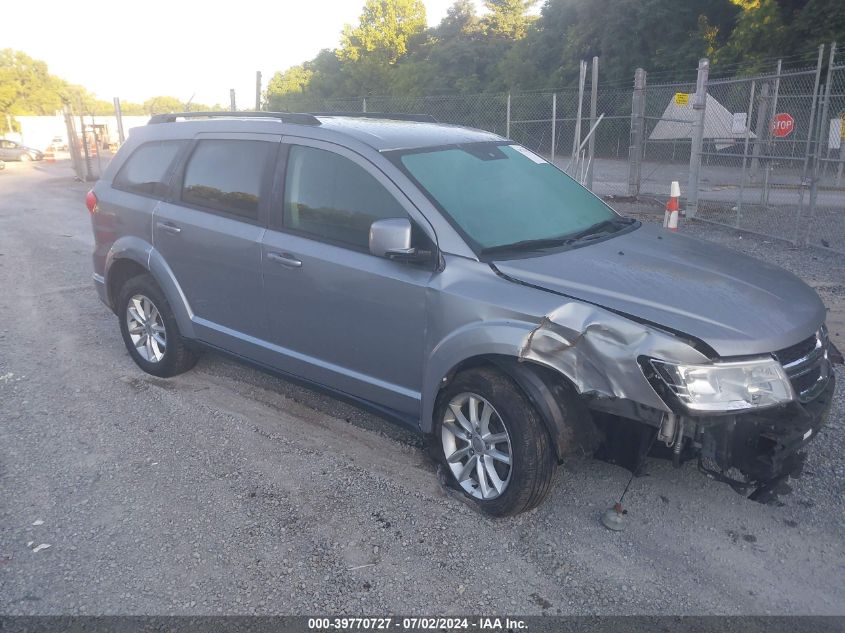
xmin=492 ymin=222 xmax=825 ymax=357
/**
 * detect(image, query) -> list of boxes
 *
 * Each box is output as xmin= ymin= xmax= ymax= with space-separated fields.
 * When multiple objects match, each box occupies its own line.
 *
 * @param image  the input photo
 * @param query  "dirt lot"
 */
xmin=1 ymin=160 xmax=843 ymax=615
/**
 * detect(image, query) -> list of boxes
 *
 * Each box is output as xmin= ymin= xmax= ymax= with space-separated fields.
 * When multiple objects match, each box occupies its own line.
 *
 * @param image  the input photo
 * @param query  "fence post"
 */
xmin=759 ymin=59 xmax=783 ymax=208
xmin=627 ymin=67 xmax=646 ymax=197
xmin=686 ymin=57 xmax=709 ymax=219
xmin=749 ymin=83 xmax=771 ymax=181
xmin=113 ymin=98 xmax=125 ymax=145
xmin=78 ymin=113 xmax=94 ymax=182
xmin=551 ymin=93 xmax=557 ymax=163
xmin=505 ymin=93 xmax=511 ymax=138
xmin=571 ymin=61 xmax=587 ymax=171
xmin=805 ymin=42 xmax=837 ymax=245
xmin=362 ymin=97 xmax=367 ymax=113
xmin=736 ymin=80 xmax=756 ymax=226
xmin=587 ymin=56 xmax=599 ymax=189
xmin=794 ymin=45 xmax=825 ymax=242
xmin=63 ymin=103 xmax=83 ymax=181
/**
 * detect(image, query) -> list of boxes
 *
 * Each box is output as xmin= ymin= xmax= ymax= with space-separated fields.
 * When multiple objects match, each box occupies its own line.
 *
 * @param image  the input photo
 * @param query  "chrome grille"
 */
xmin=774 ymin=328 xmax=831 ymax=403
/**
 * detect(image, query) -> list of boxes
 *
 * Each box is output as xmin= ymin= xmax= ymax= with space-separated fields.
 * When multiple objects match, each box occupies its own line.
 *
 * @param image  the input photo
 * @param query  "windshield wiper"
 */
xmin=480 ymin=216 xmax=637 ymax=256
xmin=480 ymin=235 xmax=574 ymax=255
xmin=563 ymin=216 xmax=637 ymax=243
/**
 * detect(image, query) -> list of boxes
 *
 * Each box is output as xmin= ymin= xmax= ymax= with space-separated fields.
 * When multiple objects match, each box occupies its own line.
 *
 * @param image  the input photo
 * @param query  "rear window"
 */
xmin=113 ymin=140 xmax=185 ymax=196
xmin=181 ymin=139 xmax=274 ymax=221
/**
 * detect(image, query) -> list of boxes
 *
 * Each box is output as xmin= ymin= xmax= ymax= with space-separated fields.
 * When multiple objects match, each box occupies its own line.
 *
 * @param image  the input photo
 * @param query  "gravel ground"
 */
xmin=1 ymin=160 xmax=843 ymax=615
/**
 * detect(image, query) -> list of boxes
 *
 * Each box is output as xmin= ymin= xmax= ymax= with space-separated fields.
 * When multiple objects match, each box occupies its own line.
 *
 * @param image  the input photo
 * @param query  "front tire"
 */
xmin=117 ymin=274 xmax=197 ymax=377
xmin=19 ymin=153 xmax=32 ymax=162
xmin=435 ymin=367 xmax=557 ymax=516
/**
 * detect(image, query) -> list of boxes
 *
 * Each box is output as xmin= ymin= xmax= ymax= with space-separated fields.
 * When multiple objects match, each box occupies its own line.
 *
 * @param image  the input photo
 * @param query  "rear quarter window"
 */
xmin=112 ymin=140 xmax=186 ymax=197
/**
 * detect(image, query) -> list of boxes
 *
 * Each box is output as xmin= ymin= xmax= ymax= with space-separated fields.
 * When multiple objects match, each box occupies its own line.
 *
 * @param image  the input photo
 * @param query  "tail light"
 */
xmin=86 ymin=190 xmax=98 ymax=214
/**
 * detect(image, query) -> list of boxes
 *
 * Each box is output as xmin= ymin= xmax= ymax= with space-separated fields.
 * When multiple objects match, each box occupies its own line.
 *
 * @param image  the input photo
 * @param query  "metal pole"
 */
xmin=255 ymin=71 xmax=262 ymax=111
xmin=627 ymin=67 xmax=646 ymax=197
xmin=750 ymin=83 xmax=771 ymax=181
xmin=230 ymin=89 xmax=236 ymax=112
xmin=63 ymin=103 xmax=83 ymax=180
xmin=90 ymin=115 xmax=103 ymax=176
xmin=113 ymin=97 xmax=125 ymax=144
xmin=551 ymin=93 xmax=557 ymax=163
xmin=571 ymin=61 xmax=587 ymax=169
xmin=794 ymin=45 xmax=825 ymax=241
xmin=760 ymin=59 xmax=782 ymax=208
xmin=587 ymin=56 xmax=599 ymax=189
xmin=362 ymin=97 xmax=367 ymax=113
xmin=686 ymin=57 xmax=709 ymax=219
xmin=79 ymin=113 xmax=94 ymax=182
xmin=806 ymin=43 xmax=837 ymax=245
xmin=506 ymin=93 xmax=511 ymax=138
xmin=736 ymin=81 xmax=756 ymax=226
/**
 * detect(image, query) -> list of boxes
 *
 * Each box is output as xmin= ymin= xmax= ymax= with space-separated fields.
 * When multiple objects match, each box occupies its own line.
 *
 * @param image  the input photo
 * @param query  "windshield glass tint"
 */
xmin=398 ymin=143 xmax=615 ymax=251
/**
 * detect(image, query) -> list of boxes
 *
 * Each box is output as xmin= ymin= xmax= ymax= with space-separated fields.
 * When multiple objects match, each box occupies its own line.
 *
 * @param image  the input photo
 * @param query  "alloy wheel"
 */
xmin=441 ymin=392 xmax=513 ymax=500
xmin=126 ymin=294 xmax=167 ymax=363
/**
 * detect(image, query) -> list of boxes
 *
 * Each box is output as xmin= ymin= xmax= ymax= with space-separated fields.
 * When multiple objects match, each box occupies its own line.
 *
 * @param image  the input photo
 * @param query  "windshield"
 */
xmin=395 ymin=143 xmax=618 ymax=253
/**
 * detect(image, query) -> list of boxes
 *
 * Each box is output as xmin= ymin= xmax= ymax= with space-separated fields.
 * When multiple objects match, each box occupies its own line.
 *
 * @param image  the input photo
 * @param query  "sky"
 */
xmin=5 ymin=0 xmax=474 ymax=107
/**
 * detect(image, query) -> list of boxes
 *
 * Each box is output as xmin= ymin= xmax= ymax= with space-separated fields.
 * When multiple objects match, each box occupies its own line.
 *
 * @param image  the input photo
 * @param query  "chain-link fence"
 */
xmin=270 ymin=46 xmax=845 ymax=254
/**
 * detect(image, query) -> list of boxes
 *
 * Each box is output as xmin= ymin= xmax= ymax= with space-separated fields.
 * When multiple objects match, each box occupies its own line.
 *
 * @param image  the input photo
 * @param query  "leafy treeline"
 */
xmin=3 ymin=0 xmax=843 ymax=133
xmin=0 ymin=49 xmax=224 ymax=133
xmin=266 ymin=0 xmax=845 ymax=108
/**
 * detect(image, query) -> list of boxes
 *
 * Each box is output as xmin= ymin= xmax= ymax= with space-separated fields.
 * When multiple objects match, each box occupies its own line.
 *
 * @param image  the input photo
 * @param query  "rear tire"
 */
xmin=434 ymin=367 xmax=557 ymax=516
xmin=117 ymin=274 xmax=197 ymax=377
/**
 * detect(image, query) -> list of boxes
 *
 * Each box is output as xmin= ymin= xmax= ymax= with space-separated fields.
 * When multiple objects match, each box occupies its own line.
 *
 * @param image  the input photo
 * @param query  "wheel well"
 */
xmin=107 ymin=259 xmax=149 ymax=311
xmin=438 ymin=354 xmax=598 ymax=461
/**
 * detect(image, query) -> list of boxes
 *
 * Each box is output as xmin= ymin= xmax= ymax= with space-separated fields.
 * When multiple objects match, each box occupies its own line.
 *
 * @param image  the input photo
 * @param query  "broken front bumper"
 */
xmin=698 ymin=370 xmax=835 ymax=483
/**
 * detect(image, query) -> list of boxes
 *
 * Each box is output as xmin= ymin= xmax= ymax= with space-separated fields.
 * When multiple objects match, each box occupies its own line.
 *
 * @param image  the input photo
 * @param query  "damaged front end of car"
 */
xmin=518 ymin=302 xmax=840 ymax=497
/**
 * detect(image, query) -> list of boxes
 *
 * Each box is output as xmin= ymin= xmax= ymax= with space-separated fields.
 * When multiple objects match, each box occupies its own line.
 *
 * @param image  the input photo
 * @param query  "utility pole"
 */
xmin=255 ymin=71 xmax=262 ymax=111
xmin=230 ymin=89 xmax=237 ymax=112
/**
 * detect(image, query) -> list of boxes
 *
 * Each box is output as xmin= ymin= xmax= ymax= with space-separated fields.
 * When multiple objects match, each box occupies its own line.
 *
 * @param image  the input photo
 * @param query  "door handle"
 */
xmin=156 ymin=221 xmax=181 ymax=235
xmin=267 ymin=251 xmax=302 ymax=268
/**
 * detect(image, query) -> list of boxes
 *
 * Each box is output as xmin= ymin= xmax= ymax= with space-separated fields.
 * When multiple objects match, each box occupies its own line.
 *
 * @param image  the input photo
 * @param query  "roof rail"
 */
xmin=147 ymin=111 xmax=321 ymax=125
xmin=311 ymin=112 xmax=438 ymax=123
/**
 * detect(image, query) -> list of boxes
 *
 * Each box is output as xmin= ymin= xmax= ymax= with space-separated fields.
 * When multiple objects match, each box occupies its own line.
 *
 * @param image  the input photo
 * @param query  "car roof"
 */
xmin=141 ymin=114 xmax=503 ymax=152
xmin=314 ymin=116 xmax=502 ymax=151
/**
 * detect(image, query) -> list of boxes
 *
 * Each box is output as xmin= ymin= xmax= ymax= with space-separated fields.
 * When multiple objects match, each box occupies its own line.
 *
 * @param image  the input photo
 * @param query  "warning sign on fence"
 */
xmin=674 ymin=93 xmax=690 ymax=106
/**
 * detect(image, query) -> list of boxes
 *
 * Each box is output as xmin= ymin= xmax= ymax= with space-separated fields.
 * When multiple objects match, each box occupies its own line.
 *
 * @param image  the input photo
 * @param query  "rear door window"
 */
xmin=113 ymin=140 xmax=185 ymax=196
xmin=181 ymin=139 xmax=274 ymax=221
xmin=283 ymin=144 xmax=407 ymax=249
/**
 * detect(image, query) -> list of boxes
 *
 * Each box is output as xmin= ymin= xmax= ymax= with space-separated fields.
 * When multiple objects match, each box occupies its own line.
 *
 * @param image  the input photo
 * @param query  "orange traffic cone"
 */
xmin=663 ymin=181 xmax=680 ymax=232
xmin=45 ymin=146 xmax=55 ymax=163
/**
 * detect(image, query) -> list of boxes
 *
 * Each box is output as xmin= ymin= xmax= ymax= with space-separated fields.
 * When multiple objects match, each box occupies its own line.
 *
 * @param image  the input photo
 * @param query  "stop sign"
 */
xmin=771 ymin=113 xmax=795 ymax=138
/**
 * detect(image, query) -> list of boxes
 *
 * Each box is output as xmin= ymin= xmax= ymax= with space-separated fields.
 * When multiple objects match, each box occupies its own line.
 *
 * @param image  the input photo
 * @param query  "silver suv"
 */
xmin=88 ymin=112 xmax=839 ymax=516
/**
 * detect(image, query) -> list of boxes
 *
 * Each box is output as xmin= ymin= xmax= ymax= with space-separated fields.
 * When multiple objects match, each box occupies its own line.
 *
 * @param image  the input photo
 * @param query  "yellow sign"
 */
xmin=674 ymin=93 xmax=690 ymax=106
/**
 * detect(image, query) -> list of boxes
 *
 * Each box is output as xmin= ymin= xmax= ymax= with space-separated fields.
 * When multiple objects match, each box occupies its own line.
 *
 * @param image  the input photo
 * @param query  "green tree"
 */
xmin=716 ymin=0 xmax=845 ymax=69
xmin=339 ymin=0 xmax=427 ymax=63
xmin=142 ymin=95 xmax=188 ymax=114
xmin=482 ymin=0 xmax=537 ymax=39
xmin=1 ymin=49 xmax=65 ymax=130
xmin=266 ymin=64 xmax=314 ymax=97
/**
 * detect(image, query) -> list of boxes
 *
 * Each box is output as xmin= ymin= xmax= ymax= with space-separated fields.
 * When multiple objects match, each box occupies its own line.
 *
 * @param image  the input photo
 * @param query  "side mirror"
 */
xmin=369 ymin=218 xmax=431 ymax=263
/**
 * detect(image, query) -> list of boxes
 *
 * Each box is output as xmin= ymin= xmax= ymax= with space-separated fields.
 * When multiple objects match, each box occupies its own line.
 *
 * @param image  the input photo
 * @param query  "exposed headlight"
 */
xmin=649 ymin=357 xmax=794 ymax=412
